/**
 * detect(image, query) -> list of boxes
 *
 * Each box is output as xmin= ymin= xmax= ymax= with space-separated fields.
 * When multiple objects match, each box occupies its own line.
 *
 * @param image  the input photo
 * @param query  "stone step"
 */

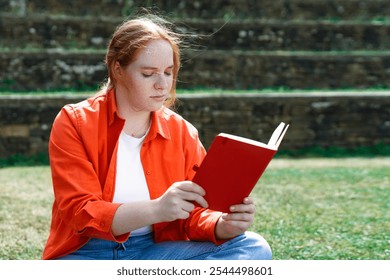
xmin=1 ymin=49 xmax=389 ymax=91
xmin=2 ymin=0 xmax=390 ymax=20
xmin=1 ymin=15 xmax=389 ymax=51
xmin=1 ymin=92 xmax=389 ymax=158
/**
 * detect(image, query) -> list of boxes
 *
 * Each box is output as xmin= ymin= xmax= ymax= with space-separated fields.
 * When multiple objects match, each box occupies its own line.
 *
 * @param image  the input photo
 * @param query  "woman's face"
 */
xmin=115 ymin=39 xmax=174 ymax=113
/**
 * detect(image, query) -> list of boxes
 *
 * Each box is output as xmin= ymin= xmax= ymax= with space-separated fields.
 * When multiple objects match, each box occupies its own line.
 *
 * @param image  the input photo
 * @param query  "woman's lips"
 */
xmin=150 ymin=95 xmax=167 ymax=101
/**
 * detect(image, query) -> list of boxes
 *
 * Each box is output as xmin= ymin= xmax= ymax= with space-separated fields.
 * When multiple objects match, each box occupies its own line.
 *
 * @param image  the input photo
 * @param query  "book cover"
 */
xmin=192 ymin=122 xmax=289 ymax=213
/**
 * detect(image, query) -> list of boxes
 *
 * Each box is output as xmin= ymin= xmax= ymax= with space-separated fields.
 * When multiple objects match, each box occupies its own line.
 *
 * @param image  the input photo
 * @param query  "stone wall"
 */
xmin=2 ymin=0 xmax=390 ymax=91
xmin=3 ymin=50 xmax=389 ymax=91
xmin=3 ymin=0 xmax=390 ymax=19
xmin=2 ymin=15 xmax=390 ymax=51
xmin=1 ymin=92 xmax=389 ymax=159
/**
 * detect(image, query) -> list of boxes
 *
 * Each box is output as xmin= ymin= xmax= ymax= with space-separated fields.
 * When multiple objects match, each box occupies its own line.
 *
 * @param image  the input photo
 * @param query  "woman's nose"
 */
xmin=154 ymin=73 xmax=169 ymax=89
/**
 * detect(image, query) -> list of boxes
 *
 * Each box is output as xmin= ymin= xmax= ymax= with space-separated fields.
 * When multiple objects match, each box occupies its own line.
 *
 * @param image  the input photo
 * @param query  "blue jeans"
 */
xmin=56 ymin=231 xmax=272 ymax=260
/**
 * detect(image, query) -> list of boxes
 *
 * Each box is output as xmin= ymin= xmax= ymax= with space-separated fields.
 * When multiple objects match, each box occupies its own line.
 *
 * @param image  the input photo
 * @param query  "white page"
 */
xmin=268 ymin=122 xmax=286 ymax=147
xmin=275 ymin=123 xmax=289 ymax=148
xmin=218 ymin=122 xmax=289 ymax=150
xmin=218 ymin=133 xmax=271 ymax=149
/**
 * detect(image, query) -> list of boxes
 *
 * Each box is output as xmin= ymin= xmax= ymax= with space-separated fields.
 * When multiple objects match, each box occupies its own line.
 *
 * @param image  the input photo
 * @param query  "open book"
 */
xmin=192 ymin=122 xmax=289 ymax=213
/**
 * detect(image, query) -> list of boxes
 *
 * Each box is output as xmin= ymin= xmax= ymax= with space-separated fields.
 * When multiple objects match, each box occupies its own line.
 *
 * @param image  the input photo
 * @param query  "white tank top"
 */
xmin=113 ymin=130 xmax=152 ymax=236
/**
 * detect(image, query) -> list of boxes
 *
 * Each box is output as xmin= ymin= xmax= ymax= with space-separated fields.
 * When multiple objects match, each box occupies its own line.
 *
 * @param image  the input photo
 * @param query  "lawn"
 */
xmin=0 ymin=158 xmax=389 ymax=260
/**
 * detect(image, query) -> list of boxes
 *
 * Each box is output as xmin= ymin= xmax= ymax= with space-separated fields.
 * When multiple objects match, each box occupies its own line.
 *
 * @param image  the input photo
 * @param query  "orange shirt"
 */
xmin=42 ymin=89 xmax=222 ymax=260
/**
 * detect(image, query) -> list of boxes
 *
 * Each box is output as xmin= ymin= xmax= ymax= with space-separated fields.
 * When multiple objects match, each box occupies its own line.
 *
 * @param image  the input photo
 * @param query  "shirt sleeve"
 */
xmin=49 ymin=105 xmax=127 ymax=242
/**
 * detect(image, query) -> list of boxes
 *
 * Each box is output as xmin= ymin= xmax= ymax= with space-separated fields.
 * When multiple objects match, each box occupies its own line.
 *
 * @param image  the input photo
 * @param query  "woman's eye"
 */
xmin=142 ymin=71 xmax=172 ymax=77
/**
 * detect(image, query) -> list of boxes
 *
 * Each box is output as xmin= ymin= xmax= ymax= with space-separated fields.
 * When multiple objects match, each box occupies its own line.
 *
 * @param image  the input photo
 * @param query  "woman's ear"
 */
xmin=112 ymin=61 xmax=123 ymax=81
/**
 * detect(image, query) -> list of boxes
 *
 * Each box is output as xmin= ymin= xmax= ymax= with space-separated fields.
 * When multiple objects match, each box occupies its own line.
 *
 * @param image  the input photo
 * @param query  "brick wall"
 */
xmin=1 ymin=92 xmax=389 ymax=159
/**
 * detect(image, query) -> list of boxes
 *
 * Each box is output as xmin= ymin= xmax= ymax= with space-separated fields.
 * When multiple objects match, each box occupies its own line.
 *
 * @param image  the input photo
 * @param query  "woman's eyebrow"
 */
xmin=140 ymin=65 xmax=174 ymax=70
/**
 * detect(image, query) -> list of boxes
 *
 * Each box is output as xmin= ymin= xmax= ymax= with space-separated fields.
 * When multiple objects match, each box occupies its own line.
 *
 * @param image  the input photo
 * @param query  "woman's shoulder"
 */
xmin=54 ymin=90 xmax=111 ymax=129
xmin=157 ymin=107 xmax=192 ymax=126
xmin=157 ymin=106 xmax=182 ymax=120
xmin=64 ymin=90 xmax=108 ymax=112
xmin=156 ymin=107 xmax=199 ymax=135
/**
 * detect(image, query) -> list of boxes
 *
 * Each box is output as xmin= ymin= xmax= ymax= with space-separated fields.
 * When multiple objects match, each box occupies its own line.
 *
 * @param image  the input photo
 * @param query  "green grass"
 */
xmin=0 ymin=158 xmax=389 ymax=259
xmin=251 ymin=158 xmax=390 ymax=260
xmin=0 ymin=166 xmax=53 ymax=259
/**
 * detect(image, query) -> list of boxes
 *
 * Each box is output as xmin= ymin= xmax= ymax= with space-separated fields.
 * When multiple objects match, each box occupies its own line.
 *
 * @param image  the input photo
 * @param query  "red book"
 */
xmin=193 ymin=122 xmax=289 ymax=213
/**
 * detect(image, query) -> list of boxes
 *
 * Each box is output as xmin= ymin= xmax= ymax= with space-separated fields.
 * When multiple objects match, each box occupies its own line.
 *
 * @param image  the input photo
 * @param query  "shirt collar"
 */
xmin=107 ymin=88 xmax=120 ymax=126
xmin=146 ymin=108 xmax=172 ymax=142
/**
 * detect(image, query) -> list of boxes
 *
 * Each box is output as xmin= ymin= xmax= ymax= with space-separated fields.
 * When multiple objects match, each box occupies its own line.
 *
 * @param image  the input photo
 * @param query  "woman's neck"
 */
xmin=122 ymin=112 xmax=151 ymax=138
xmin=115 ymin=90 xmax=152 ymax=138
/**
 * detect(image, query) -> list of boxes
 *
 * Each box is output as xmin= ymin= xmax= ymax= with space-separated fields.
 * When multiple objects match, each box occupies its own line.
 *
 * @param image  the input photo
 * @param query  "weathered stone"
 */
xmin=2 ymin=0 xmax=390 ymax=20
xmin=2 ymin=15 xmax=390 ymax=51
xmin=2 ymin=50 xmax=390 ymax=91
xmin=2 ymin=92 xmax=389 ymax=158
xmin=0 ymin=124 xmax=30 ymax=137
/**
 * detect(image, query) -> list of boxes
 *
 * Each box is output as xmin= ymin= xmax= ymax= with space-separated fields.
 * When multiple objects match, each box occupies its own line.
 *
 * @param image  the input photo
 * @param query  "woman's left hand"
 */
xmin=214 ymin=197 xmax=256 ymax=240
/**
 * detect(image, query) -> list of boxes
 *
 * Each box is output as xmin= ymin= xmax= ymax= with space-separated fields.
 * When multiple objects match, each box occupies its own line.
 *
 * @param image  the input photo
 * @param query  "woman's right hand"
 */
xmin=154 ymin=181 xmax=208 ymax=222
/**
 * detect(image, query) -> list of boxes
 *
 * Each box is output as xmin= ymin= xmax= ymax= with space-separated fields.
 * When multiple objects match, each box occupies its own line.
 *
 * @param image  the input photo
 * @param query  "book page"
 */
xmin=218 ymin=122 xmax=289 ymax=150
xmin=268 ymin=122 xmax=289 ymax=148
xmin=275 ymin=123 xmax=289 ymax=148
xmin=218 ymin=133 xmax=271 ymax=149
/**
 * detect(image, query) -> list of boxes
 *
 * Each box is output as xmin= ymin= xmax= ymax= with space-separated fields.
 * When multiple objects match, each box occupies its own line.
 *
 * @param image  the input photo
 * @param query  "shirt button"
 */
xmin=100 ymin=222 xmax=105 ymax=227
xmin=146 ymin=170 xmax=152 ymax=175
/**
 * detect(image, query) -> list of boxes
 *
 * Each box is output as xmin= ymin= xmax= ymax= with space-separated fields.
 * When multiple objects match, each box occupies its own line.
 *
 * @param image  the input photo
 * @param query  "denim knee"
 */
xmin=243 ymin=231 xmax=273 ymax=260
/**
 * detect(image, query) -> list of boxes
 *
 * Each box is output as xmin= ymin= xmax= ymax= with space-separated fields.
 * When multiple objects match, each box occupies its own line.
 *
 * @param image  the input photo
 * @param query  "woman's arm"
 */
xmin=49 ymin=105 xmax=123 ymax=240
xmin=111 ymin=181 xmax=208 ymax=236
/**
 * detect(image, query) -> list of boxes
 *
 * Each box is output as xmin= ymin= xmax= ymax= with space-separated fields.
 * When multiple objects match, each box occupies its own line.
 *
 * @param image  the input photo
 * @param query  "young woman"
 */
xmin=42 ymin=13 xmax=272 ymax=260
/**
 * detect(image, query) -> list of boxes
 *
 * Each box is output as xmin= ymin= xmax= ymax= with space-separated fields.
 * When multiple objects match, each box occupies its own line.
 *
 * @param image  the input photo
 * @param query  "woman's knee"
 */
xmin=243 ymin=231 xmax=272 ymax=260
